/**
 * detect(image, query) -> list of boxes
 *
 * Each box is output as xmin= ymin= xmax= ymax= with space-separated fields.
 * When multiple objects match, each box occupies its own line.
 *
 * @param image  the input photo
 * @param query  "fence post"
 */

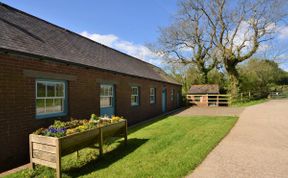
xmin=248 ymin=91 xmax=251 ymax=100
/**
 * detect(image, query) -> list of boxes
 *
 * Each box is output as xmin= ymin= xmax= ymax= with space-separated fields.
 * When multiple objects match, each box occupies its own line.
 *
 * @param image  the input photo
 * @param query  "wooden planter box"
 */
xmin=29 ymin=120 xmax=127 ymax=178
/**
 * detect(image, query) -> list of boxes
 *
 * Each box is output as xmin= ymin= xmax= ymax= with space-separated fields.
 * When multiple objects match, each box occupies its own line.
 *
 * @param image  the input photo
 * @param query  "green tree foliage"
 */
xmin=169 ymin=0 xmax=288 ymax=100
xmin=239 ymin=59 xmax=287 ymax=98
xmin=167 ymin=64 xmax=226 ymax=94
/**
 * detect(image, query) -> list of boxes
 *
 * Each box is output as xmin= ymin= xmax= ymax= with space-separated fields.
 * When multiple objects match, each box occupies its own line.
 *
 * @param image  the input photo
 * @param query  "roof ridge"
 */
xmin=0 ymin=2 xmax=159 ymax=68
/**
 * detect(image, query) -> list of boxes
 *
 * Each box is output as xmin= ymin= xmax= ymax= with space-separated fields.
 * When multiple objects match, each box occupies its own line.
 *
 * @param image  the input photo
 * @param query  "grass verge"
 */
xmin=232 ymin=98 xmax=268 ymax=107
xmin=5 ymin=115 xmax=238 ymax=178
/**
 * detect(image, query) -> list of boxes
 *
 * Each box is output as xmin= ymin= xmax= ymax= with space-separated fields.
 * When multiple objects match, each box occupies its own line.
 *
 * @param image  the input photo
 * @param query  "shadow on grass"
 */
xmin=64 ymin=138 xmax=148 ymax=177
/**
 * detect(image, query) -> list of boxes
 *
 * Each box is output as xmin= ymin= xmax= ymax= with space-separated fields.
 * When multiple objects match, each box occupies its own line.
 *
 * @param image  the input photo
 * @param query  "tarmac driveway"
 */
xmin=187 ymin=99 xmax=288 ymax=178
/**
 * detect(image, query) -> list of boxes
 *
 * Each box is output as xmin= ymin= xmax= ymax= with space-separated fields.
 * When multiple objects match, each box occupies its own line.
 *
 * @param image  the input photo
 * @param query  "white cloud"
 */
xmin=80 ymin=31 xmax=118 ymax=46
xmin=80 ymin=31 xmax=162 ymax=66
xmin=258 ymin=43 xmax=271 ymax=52
xmin=277 ymin=25 xmax=288 ymax=39
xmin=230 ymin=21 xmax=252 ymax=48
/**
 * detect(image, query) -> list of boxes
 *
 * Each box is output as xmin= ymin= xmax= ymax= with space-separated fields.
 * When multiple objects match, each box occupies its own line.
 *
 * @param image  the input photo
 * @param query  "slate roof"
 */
xmin=0 ymin=3 xmax=180 ymax=85
xmin=188 ymin=84 xmax=219 ymax=94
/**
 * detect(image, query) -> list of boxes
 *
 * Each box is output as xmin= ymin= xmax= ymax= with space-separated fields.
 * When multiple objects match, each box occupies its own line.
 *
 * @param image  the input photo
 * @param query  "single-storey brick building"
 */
xmin=187 ymin=84 xmax=219 ymax=107
xmin=0 ymin=3 xmax=182 ymax=172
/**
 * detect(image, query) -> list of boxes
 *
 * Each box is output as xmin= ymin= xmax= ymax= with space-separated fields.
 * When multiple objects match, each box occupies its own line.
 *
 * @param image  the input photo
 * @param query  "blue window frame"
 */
xmin=131 ymin=86 xmax=139 ymax=106
xmin=100 ymin=84 xmax=115 ymax=117
xmin=150 ymin=88 xmax=156 ymax=104
xmin=35 ymin=79 xmax=68 ymax=119
xmin=100 ymin=84 xmax=113 ymax=108
xmin=171 ymin=89 xmax=174 ymax=101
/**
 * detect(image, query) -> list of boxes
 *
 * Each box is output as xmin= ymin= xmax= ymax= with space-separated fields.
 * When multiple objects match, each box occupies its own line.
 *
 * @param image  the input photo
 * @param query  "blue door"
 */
xmin=162 ymin=88 xmax=167 ymax=113
xmin=100 ymin=84 xmax=115 ymax=117
xmin=176 ymin=92 xmax=180 ymax=107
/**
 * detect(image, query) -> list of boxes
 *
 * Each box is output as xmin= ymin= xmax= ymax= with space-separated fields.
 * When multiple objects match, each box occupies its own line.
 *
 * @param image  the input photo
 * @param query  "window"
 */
xmin=100 ymin=85 xmax=113 ymax=108
xmin=150 ymin=88 xmax=156 ymax=104
xmin=131 ymin=87 xmax=139 ymax=106
xmin=36 ymin=80 xmax=67 ymax=118
xmin=171 ymin=89 xmax=174 ymax=101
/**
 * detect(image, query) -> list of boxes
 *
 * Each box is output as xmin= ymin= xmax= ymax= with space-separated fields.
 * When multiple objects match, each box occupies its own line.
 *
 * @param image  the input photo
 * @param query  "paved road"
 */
xmin=187 ymin=99 xmax=288 ymax=178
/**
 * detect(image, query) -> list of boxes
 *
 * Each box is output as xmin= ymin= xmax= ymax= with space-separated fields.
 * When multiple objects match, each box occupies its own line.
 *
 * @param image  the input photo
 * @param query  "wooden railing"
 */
xmin=186 ymin=94 xmax=231 ymax=106
xmin=269 ymin=92 xmax=288 ymax=99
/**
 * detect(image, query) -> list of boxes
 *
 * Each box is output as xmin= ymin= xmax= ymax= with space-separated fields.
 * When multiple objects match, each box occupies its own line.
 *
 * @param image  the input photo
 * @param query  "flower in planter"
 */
xmin=33 ymin=128 xmax=46 ymax=135
xmin=32 ymin=116 xmax=126 ymax=137
xmin=66 ymin=128 xmax=78 ymax=135
xmin=65 ymin=119 xmax=83 ymax=129
xmin=90 ymin=114 xmax=99 ymax=121
xmin=52 ymin=120 xmax=66 ymax=129
xmin=111 ymin=116 xmax=123 ymax=123
xmin=45 ymin=127 xmax=66 ymax=138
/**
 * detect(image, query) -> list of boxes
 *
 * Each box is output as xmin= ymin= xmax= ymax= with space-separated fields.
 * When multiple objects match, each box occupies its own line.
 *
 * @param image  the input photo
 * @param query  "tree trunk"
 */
xmin=201 ymin=70 xmax=209 ymax=84
xmin=226 ymin=67 xmax=240 ymax=102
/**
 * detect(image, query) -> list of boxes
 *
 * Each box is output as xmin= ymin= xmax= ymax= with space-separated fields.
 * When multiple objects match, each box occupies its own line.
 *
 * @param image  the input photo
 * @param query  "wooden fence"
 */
xmin=186 ymin=94 xmax=231 ymax=107
xmin=269 ymin=91 xmax=288 ymax=99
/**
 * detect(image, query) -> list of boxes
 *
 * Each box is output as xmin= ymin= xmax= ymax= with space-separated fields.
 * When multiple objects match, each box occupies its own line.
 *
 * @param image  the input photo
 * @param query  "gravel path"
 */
xmin=187 ymin=99 xmax=288 ymax=178
xmin=177 ymin=106 xmax=244 ymax=117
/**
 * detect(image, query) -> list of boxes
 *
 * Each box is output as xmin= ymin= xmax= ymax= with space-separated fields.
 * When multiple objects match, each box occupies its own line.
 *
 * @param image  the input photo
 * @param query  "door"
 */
xmin=162 ymin=88 xmax=167 ymax=113
xmin=100 ymin=84 xmax=115 ymax=117
xmin=176 ymin=92 xmax=180 ymax=107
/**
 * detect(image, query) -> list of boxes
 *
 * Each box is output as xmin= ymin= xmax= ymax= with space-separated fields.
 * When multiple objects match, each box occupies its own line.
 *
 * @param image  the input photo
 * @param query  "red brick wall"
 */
xmin=0 ymin=53 xmax=181 ymax=172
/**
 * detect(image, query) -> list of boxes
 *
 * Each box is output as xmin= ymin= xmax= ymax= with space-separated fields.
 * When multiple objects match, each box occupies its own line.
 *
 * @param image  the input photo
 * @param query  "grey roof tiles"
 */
xmin=0 ymin=3 xmax=180 ymax=85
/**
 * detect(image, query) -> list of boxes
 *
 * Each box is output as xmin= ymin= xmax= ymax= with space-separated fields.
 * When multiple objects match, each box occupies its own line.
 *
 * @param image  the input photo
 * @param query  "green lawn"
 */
xmin=6 ymin=115 xmax=237 ymax=178
xmin=232 ymin=98 xmax=268 ymax=107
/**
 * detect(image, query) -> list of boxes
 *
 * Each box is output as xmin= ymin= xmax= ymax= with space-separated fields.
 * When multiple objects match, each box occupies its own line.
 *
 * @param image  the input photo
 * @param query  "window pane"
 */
xmin=36 ymin=99 xmax=45 ymax=114
xmin=132 ymin=87 xmax=138 ymax=95
xmin=131 ymin=96 xmax=138 ymax=105
xmin=150 ymin=96 xmax=155 ymax=103
xmin=109 ymin=97 xmax=112 ymax=105
xmin=45 ymin=99 xmax=54 ymax=113
xmin=104 ymin=87 xmax=107 ymax=96
xmin=47 ymin=83 xmax=55 ymax=97
xmin=150 ymin=88 xmax=155 ymax=96
xmin=108 ymin=87 xmax=113 ymax=96
xmin=100 ymin=97 xmax=111 ymax=107
xmin=100 ymin=86 xmax=105 ymax=96
xmin=37 ymin=82 xmax=46 ymax=97
xmin=56 ymin=83 xmax=64 ymax=97
xmin=104 ymin=86 xmax=109 ymax=96
xmin=101 ymin=85 xmax=113 ymax=97
xmin=54 ymin=99 xmax=64 ymax=112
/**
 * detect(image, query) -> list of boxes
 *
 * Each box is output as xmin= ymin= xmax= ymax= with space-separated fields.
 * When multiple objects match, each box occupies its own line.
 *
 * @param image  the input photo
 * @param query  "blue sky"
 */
xmin=1 ymin=0 xmax=288 ymax=70
xmin=0 ymin=0 xmax=179 ymax=65
xmin=1 ymin=0 xmax=177 ymax=42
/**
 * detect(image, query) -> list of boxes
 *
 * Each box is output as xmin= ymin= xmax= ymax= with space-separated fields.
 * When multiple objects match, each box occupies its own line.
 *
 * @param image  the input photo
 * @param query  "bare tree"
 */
xmin=187 ymin=0 xmax=288 ymax=99
xmin=154 ymin=1 xmax=218 ymax=83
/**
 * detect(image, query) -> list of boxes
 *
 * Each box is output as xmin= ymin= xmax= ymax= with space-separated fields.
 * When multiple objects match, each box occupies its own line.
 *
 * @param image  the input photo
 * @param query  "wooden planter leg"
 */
xmin=124 ymin=121 xmax=128 ymax=145
xmin=29 ymin=135 xmax=35 ymax=169
xmin=76 ymin=150 xmax=79 ymax=159
xmin=99 ymin=128 xmax=103 ymax=156
xmin=56 ymin=140 xmax=62 ymax=178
